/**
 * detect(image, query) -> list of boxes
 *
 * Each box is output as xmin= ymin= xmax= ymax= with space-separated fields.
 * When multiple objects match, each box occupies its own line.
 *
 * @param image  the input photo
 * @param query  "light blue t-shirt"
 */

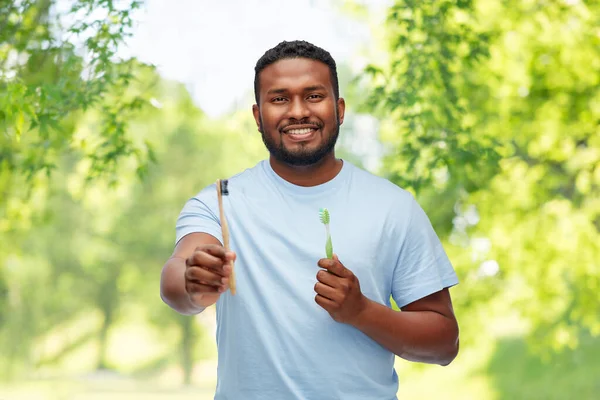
xmin=176 ymin=159 xmax=458 ymax=400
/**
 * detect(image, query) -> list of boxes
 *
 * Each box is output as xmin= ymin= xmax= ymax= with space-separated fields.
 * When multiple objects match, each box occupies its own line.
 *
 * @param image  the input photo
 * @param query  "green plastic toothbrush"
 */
xmin=319 ymin=208 xmax=333 ymax=259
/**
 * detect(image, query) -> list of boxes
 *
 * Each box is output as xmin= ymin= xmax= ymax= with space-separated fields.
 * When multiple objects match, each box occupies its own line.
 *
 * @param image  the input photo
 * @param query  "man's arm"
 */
xmin=160 ymin=232 xmax=224 ymax=315
xmin=351 ymin=289 xmax=459 ymax=366
xmin=314 ymin=256 xmax=459 ymax=366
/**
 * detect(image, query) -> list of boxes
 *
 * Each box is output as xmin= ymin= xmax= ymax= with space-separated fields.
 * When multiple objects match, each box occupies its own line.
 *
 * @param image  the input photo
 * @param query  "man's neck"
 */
xmin=269 ymin=154 xmax=343 ymax=187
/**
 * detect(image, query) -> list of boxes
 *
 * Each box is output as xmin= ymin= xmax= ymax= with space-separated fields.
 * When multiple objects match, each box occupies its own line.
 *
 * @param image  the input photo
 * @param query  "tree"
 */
xmin=361 ymin=0 xmax=600 ymax=351
xmin=1 ymin=0 xmax=153 ymax=196
xmin=0 ymin=0 xmax=156 ymax=377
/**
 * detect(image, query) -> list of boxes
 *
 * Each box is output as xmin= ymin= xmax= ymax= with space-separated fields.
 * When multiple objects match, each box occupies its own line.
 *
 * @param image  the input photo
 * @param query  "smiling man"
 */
xmin=254 ymin=55 xmax=342 ymax=172
xmin=160 ymin=40 xmax=460 ymax=399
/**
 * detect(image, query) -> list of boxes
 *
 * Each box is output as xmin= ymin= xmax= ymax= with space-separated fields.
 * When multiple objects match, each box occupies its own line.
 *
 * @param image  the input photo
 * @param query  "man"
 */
xmin=160 ymin=40 xmax=459 ymax=399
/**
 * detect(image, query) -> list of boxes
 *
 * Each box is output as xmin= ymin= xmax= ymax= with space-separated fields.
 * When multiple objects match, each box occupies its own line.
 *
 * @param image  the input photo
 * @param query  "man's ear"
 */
xmin=252 ymin=104 xmax=262 ymax=133
xmin=337 ymin=98 xmax=346 ymax=126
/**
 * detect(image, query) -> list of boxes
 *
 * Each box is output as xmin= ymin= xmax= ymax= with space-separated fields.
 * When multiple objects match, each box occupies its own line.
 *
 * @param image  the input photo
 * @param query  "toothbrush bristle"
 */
xmin=220 ymin=179 xmax=229 ymax=196
xmin=319 ymin=208 xmax=330 ymax=224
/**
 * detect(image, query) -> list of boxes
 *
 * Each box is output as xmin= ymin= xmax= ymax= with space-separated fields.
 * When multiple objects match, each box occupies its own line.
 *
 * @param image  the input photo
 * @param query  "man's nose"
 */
xmin=288 ymin=98 xmax=310 ymax=120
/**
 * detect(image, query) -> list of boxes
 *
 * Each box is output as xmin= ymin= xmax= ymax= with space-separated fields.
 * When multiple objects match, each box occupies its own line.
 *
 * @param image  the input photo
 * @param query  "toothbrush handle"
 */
xmin=326 ymin=235 xmax=333 ymax=259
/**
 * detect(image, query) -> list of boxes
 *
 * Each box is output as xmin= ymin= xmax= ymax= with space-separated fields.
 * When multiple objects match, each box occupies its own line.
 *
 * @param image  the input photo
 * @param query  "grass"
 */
xmin=2 ymin=309 xmax=598 ymax=399
xmin=3 ymin=335 xmax=599 ymax=400
xmin=0 ymin=376 xmax=216 ymax=400
xmin=486 ymin=332 xmax=600 ymax=399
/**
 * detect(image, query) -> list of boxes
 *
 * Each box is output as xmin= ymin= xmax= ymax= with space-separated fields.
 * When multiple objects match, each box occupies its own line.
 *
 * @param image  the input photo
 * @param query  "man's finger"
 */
xmin=315 ymin=294 xmax=337 ymax=311
xmin=185 ymin=266 xmax=225 ymax=286
xmin=317 ymin=254 xmax=349 ymax=278
xmin=314 ymin=282 xmax=340 ymax=302
xmin=316 ymin=269 xmax=342 ymax=288
xmin=186 ymin=281 xmax=221 ymax=294
xmin=186 ymin=250 xmax=226 ymax=272
xmin=201 ymin=244 xmax=227 ymax=258
xmin=203 ymin=245 xmax=236 ymax=262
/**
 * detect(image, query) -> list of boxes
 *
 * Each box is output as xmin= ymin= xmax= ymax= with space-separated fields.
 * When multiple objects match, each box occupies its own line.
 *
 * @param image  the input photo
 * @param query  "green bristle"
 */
xmin=319 ymin=208 xmax=330 ymax=225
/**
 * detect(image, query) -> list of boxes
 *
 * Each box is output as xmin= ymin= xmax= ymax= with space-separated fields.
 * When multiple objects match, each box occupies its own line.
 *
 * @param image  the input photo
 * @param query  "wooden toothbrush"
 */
xmin=216 ymin=179 xmax=236 ymax=295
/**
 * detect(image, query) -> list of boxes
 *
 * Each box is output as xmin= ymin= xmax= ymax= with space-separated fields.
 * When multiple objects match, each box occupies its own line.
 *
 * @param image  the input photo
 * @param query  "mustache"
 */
xmin=279 ymin=119 xmax=323 ymax=132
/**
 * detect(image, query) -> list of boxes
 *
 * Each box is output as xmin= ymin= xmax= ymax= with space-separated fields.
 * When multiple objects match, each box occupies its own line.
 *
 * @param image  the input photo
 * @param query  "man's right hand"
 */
xmin=184 ymin=244 xmax=236 ymax=306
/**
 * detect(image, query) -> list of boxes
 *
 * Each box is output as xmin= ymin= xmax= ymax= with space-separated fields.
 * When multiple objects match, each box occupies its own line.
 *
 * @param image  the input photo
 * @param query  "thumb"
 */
xmin=333 ymin=253 xmax=339 ymax=262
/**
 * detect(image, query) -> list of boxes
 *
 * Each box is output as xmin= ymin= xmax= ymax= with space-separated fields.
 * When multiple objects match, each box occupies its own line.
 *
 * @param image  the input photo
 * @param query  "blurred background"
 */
xmin=1 ymin=0 xmax=599 ymax=399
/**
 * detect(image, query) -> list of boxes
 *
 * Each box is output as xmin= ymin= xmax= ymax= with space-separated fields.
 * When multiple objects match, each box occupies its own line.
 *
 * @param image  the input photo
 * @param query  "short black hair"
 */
xmin=254 ymin=40 xmax=339 ymax=104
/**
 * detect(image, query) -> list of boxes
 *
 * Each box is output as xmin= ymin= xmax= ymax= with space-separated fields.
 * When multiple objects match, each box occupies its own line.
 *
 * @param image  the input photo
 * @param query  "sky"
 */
xmin=127 ymin=0 xmax=389 ymax=117
xmin=123 ymin=0 xmax=391 ymax=171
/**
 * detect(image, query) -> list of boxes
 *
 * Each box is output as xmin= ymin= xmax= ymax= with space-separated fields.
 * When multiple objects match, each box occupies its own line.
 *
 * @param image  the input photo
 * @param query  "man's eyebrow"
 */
xmin=304 ymin=85 xmax=327 ymax=91
xmin=266 ymin=85 xmax=328 ymax=95
xmin=266 ymin=88 xmax=288 ymax=95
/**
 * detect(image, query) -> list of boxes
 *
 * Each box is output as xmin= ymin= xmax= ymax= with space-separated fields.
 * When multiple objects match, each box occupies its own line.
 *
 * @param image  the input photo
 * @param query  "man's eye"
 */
xmin=273 ymin=97 xmax=286 ymax=102
xmin=308 ymin=94 xmax=323 ymax=100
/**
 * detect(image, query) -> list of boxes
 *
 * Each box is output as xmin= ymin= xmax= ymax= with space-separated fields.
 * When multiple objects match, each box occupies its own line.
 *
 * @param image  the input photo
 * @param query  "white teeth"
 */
xmin=287 ymin=128 xmax=314 ymax=135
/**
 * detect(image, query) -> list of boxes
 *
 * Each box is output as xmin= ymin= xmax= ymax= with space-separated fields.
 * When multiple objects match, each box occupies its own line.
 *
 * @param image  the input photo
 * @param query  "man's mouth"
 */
xmin=282 ymin=125 xmax=320 ymax=142
xmin=287 ymin=128 xmax=314 ymax=135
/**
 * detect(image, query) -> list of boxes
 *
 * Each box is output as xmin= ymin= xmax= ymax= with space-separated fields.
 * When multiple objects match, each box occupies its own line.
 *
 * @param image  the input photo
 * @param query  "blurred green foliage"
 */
xmin=361 ymin=0 xmax=600 ymax=355
xmin=0 ymin=0 xmax=151 ymax=188
xmin=1 ymin=0 xmax=599 ymax=398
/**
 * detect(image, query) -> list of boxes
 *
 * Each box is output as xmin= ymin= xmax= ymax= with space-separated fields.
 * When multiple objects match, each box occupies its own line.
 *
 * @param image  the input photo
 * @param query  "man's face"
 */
xmin=252 ymin=58 xmax=345 ymax=166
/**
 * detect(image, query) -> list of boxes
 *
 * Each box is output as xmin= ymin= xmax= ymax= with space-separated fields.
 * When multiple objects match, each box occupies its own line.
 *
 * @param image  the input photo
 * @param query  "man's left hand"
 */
xmin=314 ymin=254 xmax=369 ymax=325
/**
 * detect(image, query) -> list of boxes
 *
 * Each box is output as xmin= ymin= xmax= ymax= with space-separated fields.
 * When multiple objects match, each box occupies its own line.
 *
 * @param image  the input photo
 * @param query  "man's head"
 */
xmin=254 ymin=40 xmax=340 ymax=104
xmin=252 ymin=40 xmax=345 ymax=167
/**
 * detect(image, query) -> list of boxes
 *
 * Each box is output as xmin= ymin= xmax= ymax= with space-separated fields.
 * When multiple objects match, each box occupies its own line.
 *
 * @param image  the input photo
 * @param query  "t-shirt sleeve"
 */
xmin=175 ymin=184 xmax=224 ymax=245
xmin=391 ymin=196 xmax=459 ymax=308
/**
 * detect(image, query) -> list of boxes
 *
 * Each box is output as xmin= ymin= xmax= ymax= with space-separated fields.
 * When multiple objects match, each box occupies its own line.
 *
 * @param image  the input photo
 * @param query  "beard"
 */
xmin=259 ymin=116 xmax=340 ymax=167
